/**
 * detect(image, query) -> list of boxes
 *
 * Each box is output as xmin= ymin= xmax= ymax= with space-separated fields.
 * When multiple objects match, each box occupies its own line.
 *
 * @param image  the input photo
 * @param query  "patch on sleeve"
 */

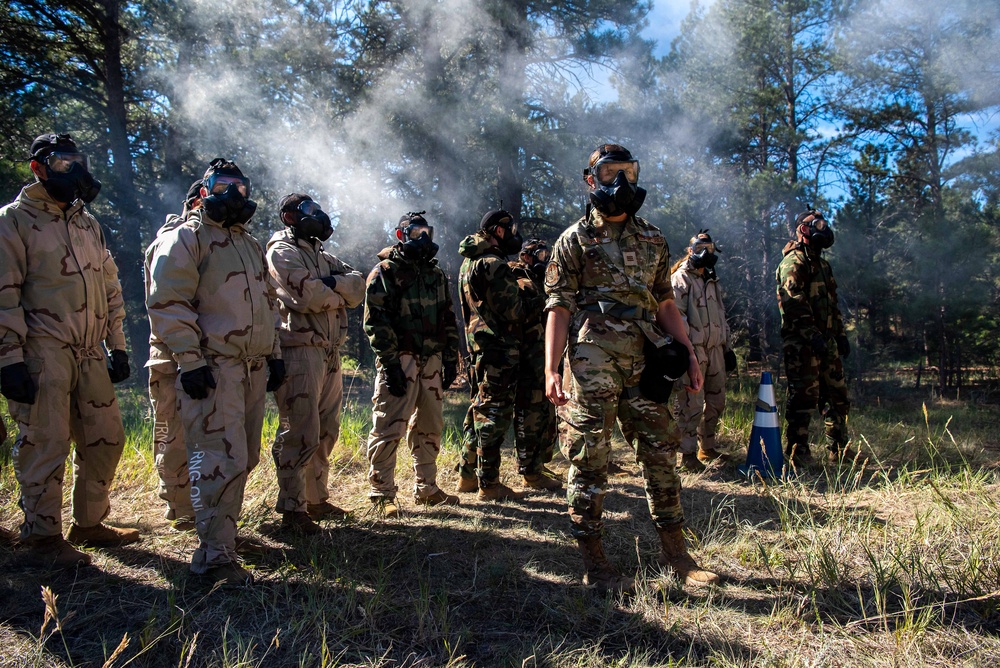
xmin=544 ymin=261 xmax=560 ymax=287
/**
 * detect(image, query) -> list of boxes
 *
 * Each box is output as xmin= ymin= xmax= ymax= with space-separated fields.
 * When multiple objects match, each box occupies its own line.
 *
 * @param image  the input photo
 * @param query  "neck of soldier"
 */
xmin=603 ymin=210 xmax=628 ymax=224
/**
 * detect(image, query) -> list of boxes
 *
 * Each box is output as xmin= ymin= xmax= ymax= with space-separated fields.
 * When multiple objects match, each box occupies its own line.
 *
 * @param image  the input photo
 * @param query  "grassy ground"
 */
xmin=1 ymin=371 xmax=999 ymax=667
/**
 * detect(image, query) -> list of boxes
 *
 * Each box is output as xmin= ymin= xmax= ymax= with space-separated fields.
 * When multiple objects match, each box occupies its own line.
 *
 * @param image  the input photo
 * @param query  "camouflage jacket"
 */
xmin=364 ymin=245 xmax=459 ymax=366
xmin=672 ymin=258 xmax=730 ymax=352
xmin=776 ymin=241 xmax=845 ymax=342
xmin=0 ymin=182 xmax=126 ymax=367
xmin=458 ymin=232 xmax=522 ymax=355
xmin=146 ymin=209 xmax=280 ymax=373
xmin=545 ymin=208 xmax=673 ymax=356
xmin=510 ymin=260 xmax=546 ymax=351
xmin=144 ymin=213 xmax=188 ymax=368
xmin=266 ymin=228 xmax=365 ymax=350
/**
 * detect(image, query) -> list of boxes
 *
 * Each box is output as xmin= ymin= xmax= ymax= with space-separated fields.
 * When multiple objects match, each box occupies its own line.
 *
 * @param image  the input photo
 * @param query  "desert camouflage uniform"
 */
xmin=456 ymin=232 xmax=522 ymax=485
xmin=511 ymin=259 xmax=555 ymax=474
xmin=776 ymin=240 xmax=849 ymax=453
xmin=0 ymin=182 xmax=128 ymax=539
xmin=546 ymin=208 xmax=684 ymax=538
xmin=144 ymin=213 xmax=192 ymax=522
xmin=266 ymin=228 xmax=365 ymax=513
xmin=670 ymin=258 xmax=730 ymax=455
xmin=364 ymin=244 xmax=459 ymax=500
xmin=147 ymin=208 xmax=280 ymax=573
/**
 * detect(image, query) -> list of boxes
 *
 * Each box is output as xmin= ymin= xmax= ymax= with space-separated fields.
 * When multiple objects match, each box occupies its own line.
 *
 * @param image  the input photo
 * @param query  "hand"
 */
xmin=1 ymin=362 xmax=37 ymax=404
xmin=810 ymin=333 xmax=828 ymax=357
xmin=545 ymin=370 xmax=567 ymax=406
xmin=384 ymin=361 xmax=408 ymax=397
xmin=684 ymin=350 xmax=703 ymax=394
xmin=180 ymin=366 xmax=216 ymax=400
xmin=836 ymin=335 xmax=851 ymax=358
xmin=442 ymin=360 xmax=458 ymax=389
xmin=107 ymin=349 xmax=131 ymax=384
xmin=320 ymin=275 xmax=338 ymax=290
xmin=724 ymin=348 xmax=738 ymax=374
xmin=266 ymin=358 xmax=286 ymax=392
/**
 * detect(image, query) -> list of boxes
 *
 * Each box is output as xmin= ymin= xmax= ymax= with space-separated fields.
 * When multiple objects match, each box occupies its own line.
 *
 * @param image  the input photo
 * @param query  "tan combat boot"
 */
xmin=307 ymin=501 xmax=349 ymax=521
xmin=370 ymin=496 xmax=400 ymax=518
xmin=697 ymin=447 xmax=723 ymax=464
xmin=203 ymin=562 xmax=254 ymax=587
xmin=477 ymin=482 xmax=526 ymax=501
xmin=414 ymin=489 xmax=460 ymax=506
xmin=66 ymin=523 xmax=140 ymax=548
xmin=657 ymin=524 xmax=719 ymax=587
xmin=679 ymin=452 xmax=706 ymax=473
xmin=280 ymin=511 xmax=323 ymax=536
xmin=522 ymin=472 xmax=563 ymax=491
xmin=577 ymin=535 xmax=635 ymax=593
xmin=22 ymin=534 xmax=92 ymax=569
xmin=456 ymin=476 xmax=479 ymax=493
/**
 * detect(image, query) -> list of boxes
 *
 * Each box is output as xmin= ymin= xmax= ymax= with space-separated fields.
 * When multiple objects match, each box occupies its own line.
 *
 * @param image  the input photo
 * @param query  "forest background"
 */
xmin=2 ymin=0 xmax=999 ymax=393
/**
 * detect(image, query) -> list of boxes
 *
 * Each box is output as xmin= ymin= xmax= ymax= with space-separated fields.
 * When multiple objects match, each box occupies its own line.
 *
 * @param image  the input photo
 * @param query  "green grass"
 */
xmin=1 ymin=373 xmax=999 ymax=667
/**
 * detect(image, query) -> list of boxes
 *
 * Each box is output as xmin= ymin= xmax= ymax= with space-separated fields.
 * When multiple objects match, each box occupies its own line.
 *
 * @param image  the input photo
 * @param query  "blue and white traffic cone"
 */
xmin=738 ymin=371 xmax=784 ymax=479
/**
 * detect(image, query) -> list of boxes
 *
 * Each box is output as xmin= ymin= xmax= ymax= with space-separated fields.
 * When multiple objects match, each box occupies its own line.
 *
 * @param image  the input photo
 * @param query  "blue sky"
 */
xmin=642 ymin=0 xmax=693 ymax=56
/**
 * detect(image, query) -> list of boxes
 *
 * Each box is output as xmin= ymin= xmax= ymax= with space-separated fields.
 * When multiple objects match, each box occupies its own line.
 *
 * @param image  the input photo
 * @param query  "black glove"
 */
xmin=180 ymin=366 xmax=216 ymax=400
xmin=107 ymin=349 xmax=131 ymax=384
xmin=442 ymin=360 xmax=458 ymax=389
xmin=1 ymin=362 xmax=37 ymax=405
xmin=836 ymin=335 xmax=851 ymax=358
xmin=724 ymin=348 xmax=738 ymax=374
xmin=320 ymin=275 xmax=338 ymax=290
xmin=810 ymin=333 xmax=828 ymax=357
xmin=384 ymin=361 xmax=407 ymax=397
xmin=266 ymin=358 xmax=286 ymax=392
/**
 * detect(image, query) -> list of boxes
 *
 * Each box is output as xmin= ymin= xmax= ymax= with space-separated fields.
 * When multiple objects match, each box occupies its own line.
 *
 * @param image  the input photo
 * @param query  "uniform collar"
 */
xmin=21 ymin=181 xmax=84 ymax=218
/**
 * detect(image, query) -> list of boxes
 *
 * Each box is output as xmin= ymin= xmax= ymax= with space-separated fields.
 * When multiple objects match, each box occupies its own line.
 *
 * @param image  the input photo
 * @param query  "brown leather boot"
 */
xmin=67 ymin=523 xmax=140 ymax=548
xmin=280 ymin=511 xmax=322 ymax=536
xmin=477 ymin=482 xmax=526 ymax=501
xmin=523 ymin=473 xmax=563 ymax=491
xmin=414 ymin=489 xmax=460 ymax=506
xmin=307 ymin=501 xmax=349 ymax=520
xmin=456 ymin=476 xmax=479 ymax=493
xmin=679 ymin=452 xmax=706 ymax=473
xmin=22 ymin=534 xmax=92 ymax=568
xmin=577 ymin=535 xmax=634 ymax=593
xmin=657 ymin=524 xmax=719 ymax=587
xmin=697 ymin=447 xmax=723 ymax=463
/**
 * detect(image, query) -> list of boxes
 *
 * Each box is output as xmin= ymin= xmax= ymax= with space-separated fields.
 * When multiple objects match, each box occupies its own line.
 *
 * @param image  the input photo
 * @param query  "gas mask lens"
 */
xmin=407 ymin=224 xmax=433 ymax=241
xmin=593 ymin=160 xmax=639 ymax=185
xmin=298 ymin=200 xmax=324 ymax=218
xmin=812 ymin=217 xmax=827 ymax=231
xmin=205 ymin=173 xmax=251 ymax=198
xmin=692 ymin=241 xmax=715 ymax=255
xmin=533 ymin=248 xmax=550 ymax=263
xmin=45 ymin=152 xmax=90 ymax=174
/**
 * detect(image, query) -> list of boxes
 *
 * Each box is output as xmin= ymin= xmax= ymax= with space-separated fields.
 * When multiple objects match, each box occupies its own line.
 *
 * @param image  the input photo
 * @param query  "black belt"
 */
xmin=580 ymin=300 xmax=652 ymax=321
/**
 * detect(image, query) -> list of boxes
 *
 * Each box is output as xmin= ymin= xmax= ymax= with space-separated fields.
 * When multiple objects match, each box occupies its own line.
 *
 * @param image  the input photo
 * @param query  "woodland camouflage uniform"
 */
xmin=545 ymin=207 xmax=686 ymax=537
xmin=363 ymin=243 xmax=459 ymax=501
xmin=456 ymin=231 xmax=523 ymax=486
xmin=776 ymin=240 xmax=850 ymax=456
xmin=147 ymin=207 xmax=280 ymax=574
xmin=0 ymin=182 xmax=128 ymax=539
xmin=266 ymin=227 xmax=365 ymax=514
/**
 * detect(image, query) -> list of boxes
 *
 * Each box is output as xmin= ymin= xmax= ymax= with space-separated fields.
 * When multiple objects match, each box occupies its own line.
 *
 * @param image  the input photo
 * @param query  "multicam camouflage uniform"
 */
xmin=0 ymin=182 xmax=128 ymax=539
xmin=266 ymin=227 xmax=365 ymax=513
xmin=510 ymin=258 xmax=556 ymax=474
xmin=144 ymin=213 xmax=192 ymax=523
xmin=670 ymin=258 xmax=730 ymax=455
xmin=146 ymin=208 xmax=280 ymax=574
xmin=456 ymin=232 xmax=522 ymax=485
xmin=364 ymin=244 xmax=459 ymax=500
xmin=545 ymin=207 xmax=684 ymax=537
xmin=776 ymin=240 xmax=850 ymax=454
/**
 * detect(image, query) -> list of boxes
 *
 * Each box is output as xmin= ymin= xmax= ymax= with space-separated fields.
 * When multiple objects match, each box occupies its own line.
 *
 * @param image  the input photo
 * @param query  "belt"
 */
xmin=580 ymin=300 xmax=652 ymax=321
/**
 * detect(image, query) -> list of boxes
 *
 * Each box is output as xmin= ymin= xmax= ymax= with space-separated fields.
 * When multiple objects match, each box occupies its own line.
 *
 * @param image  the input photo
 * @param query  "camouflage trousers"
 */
xmin=366 ymin=353 xmax=444 ymax=500
xmin=178 ymin=356 xmax=266 ymax=573
xmin=457 ymin=351 xmax=518 ymax=485
xmin=10 ymin=336 xmax=126 ymax=539
xmin=560 ymin=342 xmax=684 ymax=538
xmin=149 ymin=363 xmax=192 ymax=519
xmin=272 ymin=345 xmax=344 ymax=513
xmin=783 ymin=337 xmax=850 ymax=452
xmin=515 ymin=345 xmax=555 ymax=474
xmin=672 ymin=344 xmax=726 ymax=454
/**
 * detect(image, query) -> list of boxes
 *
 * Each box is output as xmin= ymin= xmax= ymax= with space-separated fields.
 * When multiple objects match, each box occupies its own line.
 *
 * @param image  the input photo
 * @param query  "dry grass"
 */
xmin=1 ymin=374 xmax=999 ymax=667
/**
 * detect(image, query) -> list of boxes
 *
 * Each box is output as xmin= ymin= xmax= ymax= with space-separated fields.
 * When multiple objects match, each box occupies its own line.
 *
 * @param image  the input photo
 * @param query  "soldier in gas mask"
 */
xmin=363 ymin=212 xmax=461 ymax=517
xmin=266 ymin=194 xmax=365 ymax=534
xmin=0 ymin=133 xmax=138 ymax=568
xmin=146 ymin=158 xmax=284 ymax=586
xmin=544 ymin=143 xmax=719 ymax=592
xmin=776 ymin=207 xmax=851 ymax=467
xmin=670 ymin=230 xmax=738 ymax=472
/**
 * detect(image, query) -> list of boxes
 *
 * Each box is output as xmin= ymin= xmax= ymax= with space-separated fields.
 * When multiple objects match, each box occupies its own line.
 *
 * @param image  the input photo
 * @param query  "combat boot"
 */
xmin=203 ymin=562 xmax=254 ymax=588
xmin=414 ymin=489 xmax=460 ymax=506
xmin=522 ymin=472 xmax=563 ymax=491
xmin=67 ymin=523 xmax=140 ymax=548
xmin=165 ymin=509 xmax=195 ymax=532
xmin=307 ymin=501 xmax=348 ymax=521
xmin=370 ymin=496 xmax=400 ymax=518
xmin=456 ymin=476 xmax=479 ymax=493
xmin=576 ymin=535 xmax=635 ymax=593
xmin=679 ymin=452 xmax=706 ymax=473
xmin=657 ymin=524 xmax=719 ymax=587
xmin=478 ymin=482 xmax=526 ymax=501
xmin=280 ymin=511 xmax=322 ymax=536
xmin=697 ymin=447 xmax=724 ymax=464
xmin=22 ymin=534 xmax=92 ymax=568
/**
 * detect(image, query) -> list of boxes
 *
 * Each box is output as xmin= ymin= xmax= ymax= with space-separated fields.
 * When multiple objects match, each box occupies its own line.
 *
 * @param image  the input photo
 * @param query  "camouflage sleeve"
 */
xmin=101 ymin=247 xmax=127 ymax=351
xmin=652 ymin=238 xmax=674 ymax=303
xmin=363 ymin=263 xmax=400 ymax=364
xmin=440 ymin=271 xmax=459 ymax=365
xmin=267 ymin=240 xmax=344 ymax=314
xmin=328 ymin=257 xmax=366 ymax=309
xmin=671 ymin=270 xmax=691 ymax=321
xmin=544 ymin=229 xmax=581 ymax=313
xmin=0 ymin=211 xmax=27 ymax=366
xmin=777 ymin=255 xmax=818 ymax=340
xmin=146 ymin=225 xmax=206 ymax=372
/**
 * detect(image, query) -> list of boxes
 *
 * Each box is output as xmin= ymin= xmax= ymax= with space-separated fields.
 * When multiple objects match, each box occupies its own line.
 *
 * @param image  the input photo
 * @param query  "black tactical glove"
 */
xmin=266 ymin=358 xmax=286 ymax=392
xmin=320 ymin=275 xmax=338 ymax=290
xmin=180 ymin=366 xmax=216 ymax=400
xmin=810 ymin=333 xmax=828 ymax=357
xmin=384 ymin=361 xmax=408 ymax=397
xmin=836 ymin=335 xmax=851 ymax=358
xmin=442 ymin=360 xmax=458 ymax=389
xmin=1 ymin=362 xmax=37 ymax=405
xmin=724 ymin=348 xmax=738 ymax=374
xmin=107 ymin=349 xmax=131 ymax=384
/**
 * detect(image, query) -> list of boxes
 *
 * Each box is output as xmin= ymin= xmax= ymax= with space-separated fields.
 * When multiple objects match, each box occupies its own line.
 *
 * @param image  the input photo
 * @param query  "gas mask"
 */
xmin=201 ymin=167 xmax=256 ymax=228
xmin=586 ymin=149 xmax=646 ymax=217
xmin=688 ymin=231 xmax=720 ymax=270
xmin=291 ymin=199 xmax=333 ymax=241
xmin=521 ymin=240 xmax=550 ymax=279
xmin=40 ymin=154 xmax=101 ymax=204
xmin=397 ymin=212 xmax=438 ymax=262
xmin=495 ymin=222 xmax=523 ymax=256
xmin=798 ymin=209 xmax=835 ymax=250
